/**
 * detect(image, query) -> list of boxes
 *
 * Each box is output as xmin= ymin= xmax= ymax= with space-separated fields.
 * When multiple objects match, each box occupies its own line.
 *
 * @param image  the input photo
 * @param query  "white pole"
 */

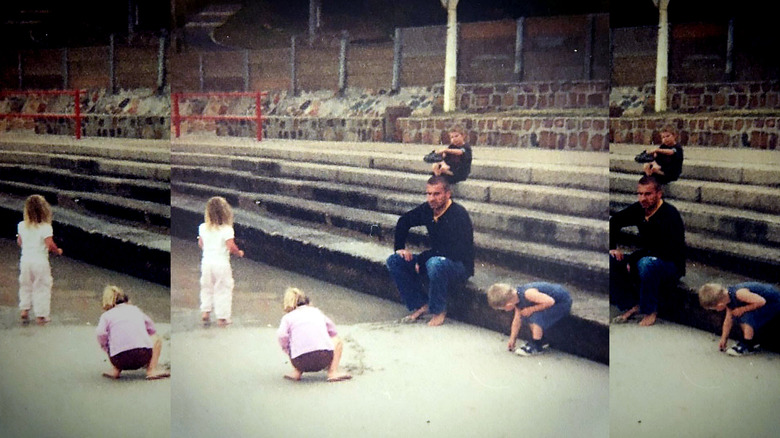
xmin=441 ymin=0 xmax=459 ymax=113
xmin=654 ymin=0 xmax=670 ymax=113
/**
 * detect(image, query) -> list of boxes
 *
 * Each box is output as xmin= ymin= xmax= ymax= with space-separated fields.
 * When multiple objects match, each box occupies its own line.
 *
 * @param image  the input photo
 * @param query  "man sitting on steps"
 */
xmin=610 ymin=175 xmax=686 ymax=326
xmin=386 ymin=175 xmax=475 ymax=326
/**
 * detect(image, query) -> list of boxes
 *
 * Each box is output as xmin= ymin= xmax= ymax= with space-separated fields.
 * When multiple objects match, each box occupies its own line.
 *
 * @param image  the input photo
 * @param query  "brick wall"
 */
xmin=610 ymin=117 xmax=778 ymax=149
xmin=458 ymin=81 xmax=608 ymax=112
xmin=398 ymin=115 xmax=608 ymax=151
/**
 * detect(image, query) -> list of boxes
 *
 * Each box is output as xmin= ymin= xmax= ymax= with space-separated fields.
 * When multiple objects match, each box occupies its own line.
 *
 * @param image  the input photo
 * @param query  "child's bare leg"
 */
xmin=741 ymin=323 xmax=754 ymax=341
xmin=284 ymin=365 xmax=303 ymax=381
xmin=103 ymin=356 xmax=121 ymax=379
xmin=642 ymin=162 xmax=653 ymax=176
xmin=530 ymin=324 xmax=544 ymax=341
xmin=146 ymin=335 xmax=170 ymax=379
xmin=327 ymin=337 xmax=351 ymax=382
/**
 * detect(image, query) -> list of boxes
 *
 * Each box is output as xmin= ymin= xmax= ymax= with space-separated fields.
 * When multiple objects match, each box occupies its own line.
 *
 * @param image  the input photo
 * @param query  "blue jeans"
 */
xmin=610 ymin=255 xmax=679 ymax=315
xmin=386 ymin=253 xmax=467 ymax=315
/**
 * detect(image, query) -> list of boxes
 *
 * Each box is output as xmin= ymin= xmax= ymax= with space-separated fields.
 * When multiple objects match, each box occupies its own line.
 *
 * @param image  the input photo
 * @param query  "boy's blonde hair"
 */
xmin=23 ymin=195 xmax=53 ymax=226
xmin=204 ymin=196 xmax=234 ymax=228
xmin=698 ymin=283 xmax=728 ymax=308
xmin=486 ymin=283 xmax=516 ymax=309
xmin=102 ymin=285 xmax=129 ymax=311
xmin=283 ymin=287 xmax=310 ymax=313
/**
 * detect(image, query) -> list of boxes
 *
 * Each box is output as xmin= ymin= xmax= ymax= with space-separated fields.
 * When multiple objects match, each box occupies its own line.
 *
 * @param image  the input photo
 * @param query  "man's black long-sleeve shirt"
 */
xmin=609 ymin=201 xmax=686 ymax=276
xmin=394 ymin=201 xmax=475 ymax=277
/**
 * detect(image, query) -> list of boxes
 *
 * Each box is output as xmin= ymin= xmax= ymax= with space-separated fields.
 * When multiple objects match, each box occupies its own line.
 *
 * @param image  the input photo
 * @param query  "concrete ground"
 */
xmin=610 ymin=321 xmax=780 ymax=437
xmin=0 ymin=238 xmax=171 ymax=438
xmin=171 ymin=237 xmax=609 ymax=438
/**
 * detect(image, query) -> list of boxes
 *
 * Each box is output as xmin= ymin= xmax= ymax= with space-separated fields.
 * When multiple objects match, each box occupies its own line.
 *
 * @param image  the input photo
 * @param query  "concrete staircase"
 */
xmin=0 ymin=135 xmax=171 ymax=285
xmin=171 ymin=137 xmax=610 ymax=363
xmin=610 ymin=144 xmax=780 ymax=350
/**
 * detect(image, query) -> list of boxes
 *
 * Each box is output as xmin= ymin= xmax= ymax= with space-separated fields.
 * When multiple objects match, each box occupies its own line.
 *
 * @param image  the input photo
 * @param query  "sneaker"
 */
xmin=515 ymin=342 xmax=549 ymax=357
xmin=423 ymin=150 xmax=444 ymax=163
xmin=727 ymin=341 xmax=760 ymax=356
xmin=634 ymin=150 xmax=655 ymax=163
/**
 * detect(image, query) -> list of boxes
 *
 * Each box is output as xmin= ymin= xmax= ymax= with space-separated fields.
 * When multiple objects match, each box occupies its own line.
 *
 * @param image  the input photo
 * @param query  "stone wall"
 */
xmin=458 ymin=81 xmax=609 ymax=113
xmin=610 ymin=117 xmax=779 ymax=149
xmin=610 ymin=81 xmax=780 ymax=116
xmin=398 ymin=115 xmax=609 ymax=151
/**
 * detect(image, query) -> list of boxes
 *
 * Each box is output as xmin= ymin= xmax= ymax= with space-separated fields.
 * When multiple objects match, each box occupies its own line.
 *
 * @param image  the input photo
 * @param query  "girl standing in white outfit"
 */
xmin=17 ymin=195 xmax=63 ymax=325
xmin=199 ymin=196 xmax=244 ymax=327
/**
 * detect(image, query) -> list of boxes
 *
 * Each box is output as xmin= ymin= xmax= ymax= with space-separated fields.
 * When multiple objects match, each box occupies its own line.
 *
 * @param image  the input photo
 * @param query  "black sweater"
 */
xmin=609 ymin=201 xmax=686 ymax=275
xmin=394 ymin=201 xmax=475 ymax=277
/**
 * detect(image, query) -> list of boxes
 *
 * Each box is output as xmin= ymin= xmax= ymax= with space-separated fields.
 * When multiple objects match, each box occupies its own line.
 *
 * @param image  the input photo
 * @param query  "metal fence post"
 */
xmin=157 ymin=32 xmax=167 ymax=94
xmin=514 ymin=17 xmax=525 ymax=82
xmin=338 ymin=30 xmax=348 ymax=93
xmin=392 ymin=28 xmax=403 ymax=93
xmin=18 ymin=52 xmax=23 ymax=89
xmin=109 ymin=34 xmax=116 ymax=93
xmin=584 ymin=14 xmax=595 ymax=80
xmin=62 ymin=48 xmax=69 ymax=89
xmin=199 ymin=53 xmax=204 ymax=92
xmin=290 ymin=36 xmax=297 ymax=96
xmin=244 ymin=50 xmax=250 ymax=91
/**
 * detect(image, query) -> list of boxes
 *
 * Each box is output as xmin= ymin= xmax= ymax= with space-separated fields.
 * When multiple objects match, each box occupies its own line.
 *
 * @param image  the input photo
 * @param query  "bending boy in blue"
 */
xmin=487 ymin=282 xmax=572 ymax=356
xmin=698 ymin=282 xmax=780 ymax=356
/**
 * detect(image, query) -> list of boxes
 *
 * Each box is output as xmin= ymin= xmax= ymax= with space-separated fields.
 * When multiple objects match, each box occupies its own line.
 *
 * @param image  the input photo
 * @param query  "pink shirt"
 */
xmin=277 ymin=306 xmax=337 ymax=359
xmin=96 ymin=303 xmax=156 ymax=357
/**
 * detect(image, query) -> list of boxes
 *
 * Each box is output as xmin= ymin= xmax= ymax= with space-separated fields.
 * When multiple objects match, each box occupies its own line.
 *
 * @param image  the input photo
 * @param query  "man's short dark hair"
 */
xmin=427 ymin=175 xmax=451 ymax=191
xmin=638 ymin=175 xmax=661 ymax=191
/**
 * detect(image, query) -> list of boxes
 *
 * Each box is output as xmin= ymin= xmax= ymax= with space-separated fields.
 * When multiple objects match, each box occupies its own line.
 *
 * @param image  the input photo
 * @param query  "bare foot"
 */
xmin=201 ymin=312 xmax=210 ymax=322
xmin=327 ymin=372 xmax=352 ymax=382
xmin=612 ymin=306 xmax=639 ymax=324
xmin=428 ymin=312 xmax=447 ymax=326
xmin=20 ymin=310 xmax=29 ymax=322
xmin=102 ymin=371 xmax=120 ymax=379
xmin=401 ymin=305 xmax=428 ymax=323
xmin=284 ymin=370 xmax=302 ymax=381
xmin=146 ymin=370 xmax=171 ymax=380
xmin=639 ymin=313 xmax=657 ymax=326
xmin=217 ymin=318 xmax=231 ymax=327
xmin=36 ymin=317 xmax=50 ymax=325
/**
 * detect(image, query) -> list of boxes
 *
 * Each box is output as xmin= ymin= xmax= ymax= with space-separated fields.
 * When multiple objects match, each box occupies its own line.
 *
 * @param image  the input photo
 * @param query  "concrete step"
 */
xmin=0 ymin=180 xmax=170 ymax=230
xmin=0 ymin=135 xmax=170 ymax=164
xmin=172 ymin=140 xmax=609 ymax=191
xmin=0 ymin=150 xmax=170 ymax=182
xmin=0 ymin=163 xmax=170 ymax=205
xmin=610 ymin=154 xmax=778 ymax=187
xmin=173 ymin=157 xmax=608 ymax=220
xmin=171 ymin=166 xmax=608 ymax=251
xmin=610 ymin=172 xmax=780 ymax=215
xmin=171 ymin=192 xmax=609 ymax=364
xmin=0 ymin=195 xmax=170 ymax=286
xmin=611 ymin=193 xmax=780 ymax=248
xmin=172 ymin=181 xmax=608 ymax=289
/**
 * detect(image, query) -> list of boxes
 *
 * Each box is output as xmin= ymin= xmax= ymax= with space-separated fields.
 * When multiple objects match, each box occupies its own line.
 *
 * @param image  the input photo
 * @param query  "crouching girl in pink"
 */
xmin=96 ymin=285 xmax=170 ymax=380
xmin=277 ymin=287 xmax=351 ymax=382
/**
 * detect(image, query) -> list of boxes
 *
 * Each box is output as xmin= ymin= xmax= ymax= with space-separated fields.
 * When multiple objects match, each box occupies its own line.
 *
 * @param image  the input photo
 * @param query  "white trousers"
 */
xmin=19 ymin=259 xmax=53 ymax=318
xmin=200 ymin=262 xmax=234 ymax=320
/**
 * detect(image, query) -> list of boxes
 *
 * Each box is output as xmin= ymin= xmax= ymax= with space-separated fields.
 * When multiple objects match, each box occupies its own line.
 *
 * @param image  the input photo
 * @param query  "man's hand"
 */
xmin=396 ymin=249 xmax=413 ymax=262
xmin=609 ymin=249 xmax=624 ymax=261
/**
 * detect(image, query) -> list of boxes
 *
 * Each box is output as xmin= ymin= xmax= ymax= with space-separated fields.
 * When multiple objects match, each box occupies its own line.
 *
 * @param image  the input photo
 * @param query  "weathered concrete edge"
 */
xmin=171 ymin=202 xmax=609 ymax=364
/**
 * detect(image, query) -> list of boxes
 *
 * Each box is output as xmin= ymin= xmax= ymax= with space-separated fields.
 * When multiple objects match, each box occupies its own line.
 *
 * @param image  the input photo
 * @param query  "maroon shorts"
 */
xmin=291 ymin=349 xmax=333 ymax=372
xmin=110 ymin=348 xmax=152 ymax=371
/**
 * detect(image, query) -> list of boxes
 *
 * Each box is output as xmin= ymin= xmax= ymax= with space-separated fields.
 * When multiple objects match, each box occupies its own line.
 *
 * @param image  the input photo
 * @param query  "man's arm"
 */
xmin=609 ymin=204 xmax=640 ymax=250
xmin=394 ymin=204 xmax=428 ymax=251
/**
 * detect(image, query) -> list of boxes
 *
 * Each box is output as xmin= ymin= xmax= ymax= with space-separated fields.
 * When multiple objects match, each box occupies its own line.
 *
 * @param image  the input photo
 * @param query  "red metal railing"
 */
xmin=172 ymin=91 xmax=267 ymax=141
xmin=0 ymin=89 xmax=84 ymax=139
